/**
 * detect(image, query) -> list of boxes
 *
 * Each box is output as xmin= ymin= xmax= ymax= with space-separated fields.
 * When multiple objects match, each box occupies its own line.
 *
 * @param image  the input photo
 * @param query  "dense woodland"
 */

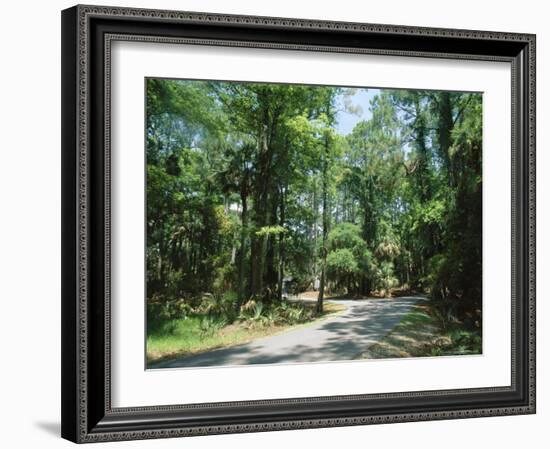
xmin=146 ymin=79 xmax=482 ymax=327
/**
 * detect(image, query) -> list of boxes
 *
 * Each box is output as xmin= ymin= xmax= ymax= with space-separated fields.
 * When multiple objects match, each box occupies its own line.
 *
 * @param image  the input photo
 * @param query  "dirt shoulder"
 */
xmin=355 ymin=299 xmax=480 ymax=359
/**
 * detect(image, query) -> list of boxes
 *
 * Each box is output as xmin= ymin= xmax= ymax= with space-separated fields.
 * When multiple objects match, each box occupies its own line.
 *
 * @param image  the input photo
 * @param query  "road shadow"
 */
xmin=152 ymin=296 xmax=424 ymax=369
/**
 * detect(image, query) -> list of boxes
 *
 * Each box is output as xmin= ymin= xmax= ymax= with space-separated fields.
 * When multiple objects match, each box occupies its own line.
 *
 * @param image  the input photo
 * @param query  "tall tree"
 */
xmin=316 ymin=89 xmax=340 ymax=313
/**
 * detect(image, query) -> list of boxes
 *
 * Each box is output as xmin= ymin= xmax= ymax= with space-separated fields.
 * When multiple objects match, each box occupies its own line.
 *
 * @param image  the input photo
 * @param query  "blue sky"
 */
xmin=335 ymin=88 xmax=380 ymax=135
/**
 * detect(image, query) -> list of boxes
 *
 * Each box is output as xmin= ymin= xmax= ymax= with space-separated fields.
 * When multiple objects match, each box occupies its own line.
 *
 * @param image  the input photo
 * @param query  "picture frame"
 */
xmin=61 ymin=4 xmax=536 ymax=443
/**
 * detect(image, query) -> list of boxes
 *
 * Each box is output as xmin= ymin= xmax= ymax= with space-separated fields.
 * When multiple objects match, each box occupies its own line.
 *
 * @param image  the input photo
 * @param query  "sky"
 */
xmin=335 ymin=88 xmax=380 ymax=135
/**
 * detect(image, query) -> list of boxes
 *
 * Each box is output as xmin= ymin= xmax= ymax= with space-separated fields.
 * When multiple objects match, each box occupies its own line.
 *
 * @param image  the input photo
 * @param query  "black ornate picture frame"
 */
xmin=61 ymin=4 xmax=536 ymax=443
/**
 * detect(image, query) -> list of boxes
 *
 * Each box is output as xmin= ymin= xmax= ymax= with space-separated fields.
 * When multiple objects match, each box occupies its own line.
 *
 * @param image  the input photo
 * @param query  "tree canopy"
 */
xmin=146 ymin=79 xmax=482 ymax=322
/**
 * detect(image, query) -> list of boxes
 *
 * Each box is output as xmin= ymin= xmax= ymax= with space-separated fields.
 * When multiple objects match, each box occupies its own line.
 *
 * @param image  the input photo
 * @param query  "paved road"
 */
xmin=150 ymin=296 xmax=422 ymax=369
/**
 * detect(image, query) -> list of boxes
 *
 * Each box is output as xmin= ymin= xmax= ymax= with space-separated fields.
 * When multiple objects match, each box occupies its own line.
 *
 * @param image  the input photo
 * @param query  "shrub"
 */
xmin=239 ymin=300 xmax=313 ymax=327
xmin=199 ymin=314 xmax=227 ymax=335
xmin=147 ymin=298 xmax=194 ymax=333
xmin=374 ymin=261 xmax=398 ymax=297
xmin=198 ymin=292 xmax=239 ymax=323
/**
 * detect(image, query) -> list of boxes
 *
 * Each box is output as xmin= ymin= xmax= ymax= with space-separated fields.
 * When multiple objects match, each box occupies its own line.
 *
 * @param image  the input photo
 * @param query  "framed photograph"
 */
xmin=61 ymin=4 xmax=536 ymax=443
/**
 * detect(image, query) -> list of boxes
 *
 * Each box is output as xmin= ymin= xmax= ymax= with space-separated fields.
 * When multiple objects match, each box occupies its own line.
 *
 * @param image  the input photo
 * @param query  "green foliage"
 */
xmin=239 ymin=299 xmax=265 ymax=321
xmin=425 ymin=94 xmax=482 ymax=319
xmin=255 ymin=225 xmax=287 ymax=237
xmin=375 ymin=261 xmax=398 ymax=297
xmin=325 ymin=223 xmax=371 ymax=293
xmin=327 ymin=249 xmax=359 ymax=277
xmin=375 ymin=238 xmax=400 ymax=260
xmin=199 ymin=314 xmax=228 ymax=336
xmin=238 ymin=299 xmax=314 ymax=327
xmin=198 ymin=292 xmax=239 ymax=324
xmin=328 ymin=223 xmax=364 ymax=250
xmin=429 ymin=327 xmax=482 ymax=356
xmin=145 ymin=78 xmax=483 ymax=347
xmin=147 ymin=299 xmax=194 ymax=335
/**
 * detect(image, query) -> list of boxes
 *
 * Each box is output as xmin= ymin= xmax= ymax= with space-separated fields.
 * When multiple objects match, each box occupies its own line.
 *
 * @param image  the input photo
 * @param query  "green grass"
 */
xmin=399 ymin=309 xmax=433 ymax=326
xmin=147 ymin=302 xmax=346 ymax=366
xmin=147 ymin=316 xmax=277 ymax=365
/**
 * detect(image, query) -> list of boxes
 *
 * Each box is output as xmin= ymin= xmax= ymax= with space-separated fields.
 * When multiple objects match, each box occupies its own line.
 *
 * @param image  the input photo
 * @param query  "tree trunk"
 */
xmin=238 ymin=194 xmax=248 ymax=305
xmin=312 ymin=179 xmax=318 ymax=282
xmin=157 ymin=236 xmax=164 ymax=284
xmin=277 ymin=185 xmax=286 ymax=301
xmin=317 ymin=136 xmax=330 ymax=314
xmin=264 ymin=189 xmax=279 ymax=297
xmin=250 ymin=122 xmax=270 ymax=297
xmin=437 ymin=92 xmax=453 ymax=179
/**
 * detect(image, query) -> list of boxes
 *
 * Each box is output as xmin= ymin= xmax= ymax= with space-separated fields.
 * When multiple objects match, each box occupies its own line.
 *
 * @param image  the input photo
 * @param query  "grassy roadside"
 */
xmin=356 ymin=300 xmax=481 ymax=359
xmin=147 ymin=302 xmax=346 ymax=366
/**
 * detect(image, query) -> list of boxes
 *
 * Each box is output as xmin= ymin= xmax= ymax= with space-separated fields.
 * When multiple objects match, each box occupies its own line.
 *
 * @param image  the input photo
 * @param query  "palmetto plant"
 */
xmin=376 ymin=261 xmax=398 ymax=297
xmin=199 ymin=314 xmax=227 ymax=335
xmin=375 ymin=237 xmax=401 ymax=260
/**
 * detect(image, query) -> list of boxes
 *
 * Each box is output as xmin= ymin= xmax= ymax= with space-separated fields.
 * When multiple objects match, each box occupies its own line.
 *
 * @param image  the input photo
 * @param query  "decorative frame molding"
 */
xmin=61 ymin=4 xmax=536 ymax=443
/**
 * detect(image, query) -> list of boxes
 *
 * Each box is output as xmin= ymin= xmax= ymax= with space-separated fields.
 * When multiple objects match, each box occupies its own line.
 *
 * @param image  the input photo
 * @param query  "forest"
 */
xmin=146 ymin=78 xmax=482 ymax=365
